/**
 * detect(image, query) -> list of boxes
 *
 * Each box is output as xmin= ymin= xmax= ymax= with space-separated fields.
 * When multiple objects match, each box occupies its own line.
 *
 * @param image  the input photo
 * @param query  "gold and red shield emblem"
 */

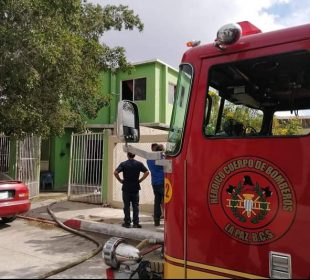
xmin=208 ymin=157 xmax=296 ymax=245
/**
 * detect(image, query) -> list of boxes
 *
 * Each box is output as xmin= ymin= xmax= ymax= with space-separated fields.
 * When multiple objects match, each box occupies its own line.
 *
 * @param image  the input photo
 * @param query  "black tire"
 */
xmin=1 ymin=216 xmax=17 ymax=224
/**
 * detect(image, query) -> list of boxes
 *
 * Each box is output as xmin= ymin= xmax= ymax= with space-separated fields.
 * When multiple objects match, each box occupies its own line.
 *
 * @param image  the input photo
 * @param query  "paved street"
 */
xmin=0 ymin=218 xmax=110 ymax=279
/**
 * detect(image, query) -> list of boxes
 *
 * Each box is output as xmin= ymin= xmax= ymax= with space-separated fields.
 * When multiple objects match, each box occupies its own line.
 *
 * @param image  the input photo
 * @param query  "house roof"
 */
xmin=131 ymin=59 xmax=179 ymax=74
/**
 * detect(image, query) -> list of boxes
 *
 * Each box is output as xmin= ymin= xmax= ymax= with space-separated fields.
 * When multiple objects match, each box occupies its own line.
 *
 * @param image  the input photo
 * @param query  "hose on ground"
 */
xmin=136 ymin=239 xmax=164 ymax=251
xmin=136 ymin=239 xmax=152 ymax=251
xmin=131 ymin=239 xmax=164 ymax=279
xmin=35 ymin=202 xmax=103 ymax=279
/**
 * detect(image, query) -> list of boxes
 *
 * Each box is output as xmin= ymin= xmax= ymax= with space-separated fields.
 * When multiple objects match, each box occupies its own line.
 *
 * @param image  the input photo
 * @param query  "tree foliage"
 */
xmin=273 ymin=118 xmax=302 ymax=135
xmin=0 ymin=0 xmax=143 ymax=138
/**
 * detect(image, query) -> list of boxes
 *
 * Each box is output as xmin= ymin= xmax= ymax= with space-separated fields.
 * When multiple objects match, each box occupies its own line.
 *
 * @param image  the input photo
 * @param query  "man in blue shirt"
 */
xmin=114 ymin=152 xmax=149 ymax=228
xmin=147 ymin=143 xmax=165 ymax=227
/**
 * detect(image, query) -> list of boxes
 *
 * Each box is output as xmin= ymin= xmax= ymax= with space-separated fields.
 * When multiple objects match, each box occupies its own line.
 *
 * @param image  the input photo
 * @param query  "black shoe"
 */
xmin=154 ymin=221 xmax=160 ymax=227
xmin=133 ymin=223 xmax=142 ymax=228
xmin=122 ymin=223 xmax=131 ymax=228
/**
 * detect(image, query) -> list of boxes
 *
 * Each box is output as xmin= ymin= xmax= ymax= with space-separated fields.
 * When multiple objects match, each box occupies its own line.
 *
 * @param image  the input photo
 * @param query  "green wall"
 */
xmin=118 ymin=63 xmax=157 ymax=123
xmin=87 ymin=72 xmax=114 ymax=125
xmin=87 ymin=60 xmax=178 ymax=126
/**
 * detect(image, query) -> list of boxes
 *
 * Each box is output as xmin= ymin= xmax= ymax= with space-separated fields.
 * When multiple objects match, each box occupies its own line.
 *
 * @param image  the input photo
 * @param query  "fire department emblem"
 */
xmin=208 ymin=157 xmax=296 ymax=245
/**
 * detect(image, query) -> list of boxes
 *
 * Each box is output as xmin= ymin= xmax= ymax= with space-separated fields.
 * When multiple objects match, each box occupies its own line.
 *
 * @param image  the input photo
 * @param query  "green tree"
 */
xmin=0 ymin=0 xmax=143 ymax=138
xmin=273 ymin=118 xmax=302 ymax=135
xmin=223 ymin=104 xmax=263 ymax=132
xmin=205 ymin=90 xmax=302 ymax=136
xmin=205 ymin=91 xmax=263 ymax=135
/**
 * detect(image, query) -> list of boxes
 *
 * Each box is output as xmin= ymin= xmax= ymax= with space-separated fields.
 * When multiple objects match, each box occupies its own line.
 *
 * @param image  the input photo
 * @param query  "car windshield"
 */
xmin=0 ymin=173 xmax=12 ymax=181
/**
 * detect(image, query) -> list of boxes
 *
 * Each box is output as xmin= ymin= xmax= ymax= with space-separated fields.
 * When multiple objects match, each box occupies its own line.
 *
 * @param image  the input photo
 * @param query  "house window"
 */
xmin=122 ymin=78 xmax=146 ymax=101
xmin=168 ymin=83 xmax=176 ymax=104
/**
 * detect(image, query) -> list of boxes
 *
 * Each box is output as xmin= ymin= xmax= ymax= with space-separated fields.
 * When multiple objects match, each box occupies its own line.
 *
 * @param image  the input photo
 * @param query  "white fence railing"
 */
xmin=16 ymin=136 xmax=41 ymax=198
xmin=68 ymin=132 xmax=104 ymax=204
xmin=0 ymin=135 xmax=10 ymax=173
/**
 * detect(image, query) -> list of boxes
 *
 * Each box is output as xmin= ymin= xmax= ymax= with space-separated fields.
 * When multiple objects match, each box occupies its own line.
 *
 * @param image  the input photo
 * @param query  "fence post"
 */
xmin=101 ymin=129 xmax=110 ymax=204
xmin=67 ymin=132 xmax=74 ymax=200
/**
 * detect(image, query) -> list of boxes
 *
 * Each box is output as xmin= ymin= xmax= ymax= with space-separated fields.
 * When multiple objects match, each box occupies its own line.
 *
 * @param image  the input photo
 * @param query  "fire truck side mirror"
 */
xmin=117 ymin=100 xmax=140 ymax=143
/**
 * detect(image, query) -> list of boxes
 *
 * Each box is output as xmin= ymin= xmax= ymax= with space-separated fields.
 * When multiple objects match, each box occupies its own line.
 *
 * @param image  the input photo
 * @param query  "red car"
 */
xmin=0 ymin=173 xmax=31 ymax=224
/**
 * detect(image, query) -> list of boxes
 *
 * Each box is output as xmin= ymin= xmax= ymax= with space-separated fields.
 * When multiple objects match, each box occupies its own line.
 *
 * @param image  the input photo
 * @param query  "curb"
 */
xmin=63 ymin=218 xmax=164 ymax=243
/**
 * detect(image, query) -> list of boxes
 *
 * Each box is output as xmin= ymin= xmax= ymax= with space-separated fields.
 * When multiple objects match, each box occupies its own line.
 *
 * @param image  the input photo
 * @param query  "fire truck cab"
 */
xmin=114 ymin=22 xmax=310 ymax=279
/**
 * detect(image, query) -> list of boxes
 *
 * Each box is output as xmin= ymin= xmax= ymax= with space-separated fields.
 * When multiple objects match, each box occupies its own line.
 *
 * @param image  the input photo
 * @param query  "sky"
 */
xmin=89 ymin=0 xmax=310 ymax=69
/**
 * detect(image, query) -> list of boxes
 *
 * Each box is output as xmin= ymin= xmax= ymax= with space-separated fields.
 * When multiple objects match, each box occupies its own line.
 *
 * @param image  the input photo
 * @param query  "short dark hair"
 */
xmin=151 ymin=143 xmax=158 ymax=151
xmin=127 ymin=152 xmax=135 ymax=159
xmin=156 ymin=144 xmax=164 ymax=152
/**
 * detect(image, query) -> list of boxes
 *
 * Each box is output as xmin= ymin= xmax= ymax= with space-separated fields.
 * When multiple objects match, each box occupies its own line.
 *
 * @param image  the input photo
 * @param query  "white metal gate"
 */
xmin=68 ymin=132 xmax=104 ymax=204
xmin=0 ymin=135 xmax=10 ymax=173
xmin=16 ymin=136 xmax=41 ymax=198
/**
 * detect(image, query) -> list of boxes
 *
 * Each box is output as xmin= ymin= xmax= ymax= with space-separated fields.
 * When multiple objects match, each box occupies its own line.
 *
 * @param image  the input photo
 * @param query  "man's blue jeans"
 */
xmin=152 ymin=184 xmax=164 ymax=223
xmin=122 ymin=191 xmax=140 ymax=225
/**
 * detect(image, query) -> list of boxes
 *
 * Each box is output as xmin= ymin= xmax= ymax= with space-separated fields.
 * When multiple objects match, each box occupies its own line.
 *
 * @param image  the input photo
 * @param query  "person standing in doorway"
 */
xmin=114 ymin=152 xmax=149 ymax=228
xmin=147 ymin=143 xmax=165 ymax=227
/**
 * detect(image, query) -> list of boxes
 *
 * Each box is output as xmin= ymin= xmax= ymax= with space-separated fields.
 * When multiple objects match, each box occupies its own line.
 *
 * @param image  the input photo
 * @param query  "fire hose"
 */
xmin=20 ymin=201 xmax=164 ymax=279
xmin=103 ymin=237 xmax=164 ymax=279
xmin=34 ymin=202 xmax=103 ymax=279
xmin=130 ymin=240 xmax=164 ymax=279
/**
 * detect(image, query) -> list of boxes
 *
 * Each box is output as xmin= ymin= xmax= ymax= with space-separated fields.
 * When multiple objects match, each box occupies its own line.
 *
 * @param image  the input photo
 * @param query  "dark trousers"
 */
xmin=122 ymin=191 xmax=140 ymax=225
xmin=152 ymin=184 xmax=164 ymax=222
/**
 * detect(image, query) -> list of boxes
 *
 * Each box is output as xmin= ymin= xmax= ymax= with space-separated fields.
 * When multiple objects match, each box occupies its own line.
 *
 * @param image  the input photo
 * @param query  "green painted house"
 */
xmin=46 ymin=59 xmax=178 ymax=194
xmin=89 ymin=59 xmax=178 ymax=127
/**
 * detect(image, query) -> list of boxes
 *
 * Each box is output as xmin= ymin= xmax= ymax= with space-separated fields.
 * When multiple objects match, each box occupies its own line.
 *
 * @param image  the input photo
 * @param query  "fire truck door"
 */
xmin=184 ymin=50 xmax=310 ymax=278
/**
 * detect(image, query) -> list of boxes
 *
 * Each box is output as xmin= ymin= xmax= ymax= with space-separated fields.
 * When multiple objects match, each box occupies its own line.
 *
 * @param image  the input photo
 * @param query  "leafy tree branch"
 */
xmin=0 ymin=0 xmax=143 ymax=138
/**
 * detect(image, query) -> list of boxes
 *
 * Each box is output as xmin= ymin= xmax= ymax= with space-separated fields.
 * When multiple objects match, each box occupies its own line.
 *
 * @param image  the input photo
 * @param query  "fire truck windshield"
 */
xmin=166 ymin=64 xmax=193 ymax=156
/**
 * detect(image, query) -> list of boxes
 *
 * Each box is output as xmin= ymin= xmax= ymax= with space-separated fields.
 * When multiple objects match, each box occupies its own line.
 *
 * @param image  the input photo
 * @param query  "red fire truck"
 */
xmin=105 ymin=21 xmax=310 ymax=279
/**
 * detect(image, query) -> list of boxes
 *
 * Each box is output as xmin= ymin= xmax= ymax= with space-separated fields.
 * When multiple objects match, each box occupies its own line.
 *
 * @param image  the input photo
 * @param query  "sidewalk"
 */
xmin=22 ymin=193 xmax=164 ymax=242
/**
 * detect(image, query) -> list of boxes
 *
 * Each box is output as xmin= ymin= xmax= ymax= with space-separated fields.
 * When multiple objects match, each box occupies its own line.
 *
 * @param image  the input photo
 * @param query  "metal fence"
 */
xmin=16 ymin=136 xmax=41 ymax=198
xmin=0 ymin=135 xmax=10 ymax=173
xmin=68 ymin=132 xmax=104 ymax=204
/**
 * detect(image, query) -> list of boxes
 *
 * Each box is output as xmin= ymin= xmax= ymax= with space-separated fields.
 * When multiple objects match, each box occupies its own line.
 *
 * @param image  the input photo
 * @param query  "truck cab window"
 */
xmin=205 ymin=93 xmax=263 ymax=137
xmin=204 ymin=50 xmax=310 ymax=138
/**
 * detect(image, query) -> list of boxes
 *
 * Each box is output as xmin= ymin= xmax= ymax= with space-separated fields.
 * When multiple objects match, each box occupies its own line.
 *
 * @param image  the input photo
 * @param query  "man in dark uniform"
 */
xmin=114 ymin=152 xmax=149 ymax=228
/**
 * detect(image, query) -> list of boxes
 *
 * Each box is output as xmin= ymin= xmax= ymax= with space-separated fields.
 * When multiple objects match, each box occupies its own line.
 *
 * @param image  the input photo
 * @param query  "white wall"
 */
xmin=109 ymin=126 xmax=168 ymax=212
